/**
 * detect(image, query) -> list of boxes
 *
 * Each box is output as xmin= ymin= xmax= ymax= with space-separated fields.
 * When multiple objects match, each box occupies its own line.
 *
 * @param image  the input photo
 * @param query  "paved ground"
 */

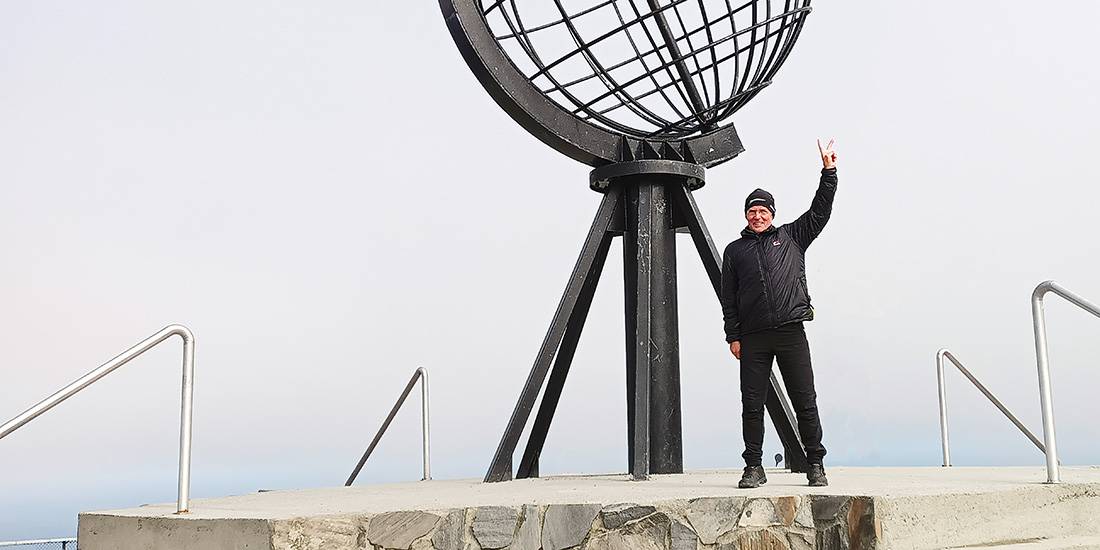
xmin=91 ymin=466 xmax=1100 ymax=520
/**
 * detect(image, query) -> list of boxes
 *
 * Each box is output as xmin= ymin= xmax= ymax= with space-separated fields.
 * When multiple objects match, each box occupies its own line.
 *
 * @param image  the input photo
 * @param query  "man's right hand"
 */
xmin=730 ymin=341 xmax=741 ymax=360
xmin=818 ymin=138 xmax=837 ymax=169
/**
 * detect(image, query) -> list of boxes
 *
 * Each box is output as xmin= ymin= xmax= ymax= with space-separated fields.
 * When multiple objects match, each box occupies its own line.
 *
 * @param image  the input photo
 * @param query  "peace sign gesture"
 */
xmin=817 ymin=138 xmax=837 ymax=170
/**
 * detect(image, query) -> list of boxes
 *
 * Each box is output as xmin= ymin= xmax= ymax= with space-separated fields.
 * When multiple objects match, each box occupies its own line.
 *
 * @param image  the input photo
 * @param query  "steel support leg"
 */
xmin=766 ymin=377 xmax=809 ymax=472
xmin=484 ymin=187 xmax=622 ymax=482
xmin=516 ymin=229 xmax=614 ymax=479
xmin=625 ymin=181 xmax=683 ymax=478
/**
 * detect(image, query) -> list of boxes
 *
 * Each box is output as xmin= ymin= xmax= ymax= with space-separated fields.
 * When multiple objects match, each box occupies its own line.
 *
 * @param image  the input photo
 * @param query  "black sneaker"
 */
xmin=738 ymin=465 xmax=767 ymax=488
xmin=807 ymin=463 xmax=828 ymax=487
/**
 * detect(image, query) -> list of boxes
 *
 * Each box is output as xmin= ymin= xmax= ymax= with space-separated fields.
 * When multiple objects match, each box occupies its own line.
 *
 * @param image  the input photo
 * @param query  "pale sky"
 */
xmin=3 ymin=1 xmax=1100 ymax=540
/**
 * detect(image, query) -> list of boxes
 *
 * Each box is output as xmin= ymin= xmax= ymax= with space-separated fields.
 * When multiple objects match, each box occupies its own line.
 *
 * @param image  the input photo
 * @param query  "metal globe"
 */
xmin=439 ymin=0 xmax=819 ymax=484
xmin=482 ymin=0 xmax=812 ymax=140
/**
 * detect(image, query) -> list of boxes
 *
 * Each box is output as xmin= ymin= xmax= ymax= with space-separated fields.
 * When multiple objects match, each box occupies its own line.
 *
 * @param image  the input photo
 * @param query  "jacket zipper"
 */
xmin=754 ymin=234 xmax=778 ymax=327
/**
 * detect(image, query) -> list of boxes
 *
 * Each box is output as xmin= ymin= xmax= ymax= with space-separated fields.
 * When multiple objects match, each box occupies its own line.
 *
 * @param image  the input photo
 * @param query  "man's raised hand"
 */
xmin=817 ymin=138 xmax=837 ymax=169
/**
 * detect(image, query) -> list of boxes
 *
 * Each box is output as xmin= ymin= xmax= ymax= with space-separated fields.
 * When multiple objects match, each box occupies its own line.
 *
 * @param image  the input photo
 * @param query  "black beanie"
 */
xmin=745 ymin=188 xmax=776 ymax=215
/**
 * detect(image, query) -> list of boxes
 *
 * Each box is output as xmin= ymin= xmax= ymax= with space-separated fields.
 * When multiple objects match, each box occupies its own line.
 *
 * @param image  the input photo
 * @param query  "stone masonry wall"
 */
xmin=268 ymin=496 xmax=879 ymax=550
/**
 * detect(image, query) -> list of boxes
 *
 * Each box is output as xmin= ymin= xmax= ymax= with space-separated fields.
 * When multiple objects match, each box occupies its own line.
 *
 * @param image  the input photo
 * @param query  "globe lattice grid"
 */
xmin=481 ymin=0 xmax=811 ymax=141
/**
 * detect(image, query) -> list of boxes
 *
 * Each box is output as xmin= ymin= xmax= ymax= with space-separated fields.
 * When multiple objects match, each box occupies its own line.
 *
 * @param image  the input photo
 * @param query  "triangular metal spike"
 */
xmin=660 ymin=141 xmax=684 ymax=161
xmin=619 ymin=136 xmax=636 ymax=162
xmin=680 ymin=142 xmax=696 ymax=164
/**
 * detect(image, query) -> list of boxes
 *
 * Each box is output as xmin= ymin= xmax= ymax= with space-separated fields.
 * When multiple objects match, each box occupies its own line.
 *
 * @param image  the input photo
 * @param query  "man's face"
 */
xmin=745 ymin=206 xmax=773 ymax=233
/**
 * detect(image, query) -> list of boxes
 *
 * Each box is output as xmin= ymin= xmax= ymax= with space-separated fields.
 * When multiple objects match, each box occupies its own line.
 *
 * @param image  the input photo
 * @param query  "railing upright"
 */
xmin=1031 ymin=281 xmax=1100 ymax=484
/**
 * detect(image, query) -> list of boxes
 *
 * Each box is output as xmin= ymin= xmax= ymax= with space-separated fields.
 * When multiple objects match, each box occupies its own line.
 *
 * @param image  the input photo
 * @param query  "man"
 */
xmin=721 ymin=139 xmax=838 ymax=488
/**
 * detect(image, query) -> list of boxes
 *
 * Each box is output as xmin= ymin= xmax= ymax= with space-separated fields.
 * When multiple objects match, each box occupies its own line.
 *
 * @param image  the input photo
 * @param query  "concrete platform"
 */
xmin=78 ymin=467 xmax=1100 ymax=550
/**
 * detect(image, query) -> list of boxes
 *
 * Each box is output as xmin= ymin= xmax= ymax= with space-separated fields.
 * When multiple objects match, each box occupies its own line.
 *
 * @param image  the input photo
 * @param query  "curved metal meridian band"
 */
xmin=439 ymin=0 xmax=746 ymax=168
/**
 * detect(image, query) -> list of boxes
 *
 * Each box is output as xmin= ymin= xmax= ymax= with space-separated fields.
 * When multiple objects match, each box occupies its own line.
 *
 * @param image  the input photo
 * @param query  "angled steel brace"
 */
xmin=485 ymin=187 xmax=622 ymax=482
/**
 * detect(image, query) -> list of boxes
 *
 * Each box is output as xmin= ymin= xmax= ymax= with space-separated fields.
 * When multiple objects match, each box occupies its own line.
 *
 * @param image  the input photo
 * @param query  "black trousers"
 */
xmin=739 ymin=322 xmax=827 ymax=466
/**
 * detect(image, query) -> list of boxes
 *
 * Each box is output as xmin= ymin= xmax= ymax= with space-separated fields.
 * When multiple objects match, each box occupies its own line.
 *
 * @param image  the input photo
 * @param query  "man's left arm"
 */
xmin=789 ymin=139 xmax=839 ymax=249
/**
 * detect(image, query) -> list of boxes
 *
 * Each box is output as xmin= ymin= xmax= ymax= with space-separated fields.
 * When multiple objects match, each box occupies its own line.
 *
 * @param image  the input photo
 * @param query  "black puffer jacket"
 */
xmin=721 ymin=168 xmax=838 ymax=343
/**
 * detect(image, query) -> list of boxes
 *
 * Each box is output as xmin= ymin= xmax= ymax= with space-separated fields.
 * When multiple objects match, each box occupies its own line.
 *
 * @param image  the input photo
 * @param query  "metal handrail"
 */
xmin=0 ymin=325 xmax=196 ymax=513
xmin=936 ymin=349 xmax=1045 ymax=467
xmin=1031 ymin=281 xmax=1100 ymax=484
xmin=0 ymin=538 xmax=77 ymax=548
xmin=345 ymin=366 xmax=430 ymax=485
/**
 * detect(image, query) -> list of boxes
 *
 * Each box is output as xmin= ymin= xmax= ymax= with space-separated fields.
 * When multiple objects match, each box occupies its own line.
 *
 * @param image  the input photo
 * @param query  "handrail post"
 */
xmin=418 ymin=366 xmax=431 ymax=481
xmin=177 ymin=327 xmax=196 ymax=512
xmin=1030 ymin=280 xmax=1100 ymax=484
xmin=936 ymin=349 xmax=951 ymax=467
xmin=1032 ymin=282 xmax=1062 ymax=483
xmin=0 ymin=325 xmax=196 ymax=513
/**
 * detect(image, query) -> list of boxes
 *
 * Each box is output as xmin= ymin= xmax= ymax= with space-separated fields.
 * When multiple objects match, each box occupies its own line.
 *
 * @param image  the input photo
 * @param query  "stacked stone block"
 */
xmin=267 ymin=496 xmax=879 ymax=550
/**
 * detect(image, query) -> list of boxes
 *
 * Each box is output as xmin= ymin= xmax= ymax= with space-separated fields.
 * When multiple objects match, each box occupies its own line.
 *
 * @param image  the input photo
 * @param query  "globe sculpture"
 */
xmin=440 ymin=0 xmax=814 ymax=482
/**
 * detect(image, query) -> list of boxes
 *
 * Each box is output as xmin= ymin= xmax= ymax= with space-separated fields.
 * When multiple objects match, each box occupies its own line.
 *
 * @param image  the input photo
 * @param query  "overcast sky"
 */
xmin=3 ymin=0 xmax=1100 ymax=540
